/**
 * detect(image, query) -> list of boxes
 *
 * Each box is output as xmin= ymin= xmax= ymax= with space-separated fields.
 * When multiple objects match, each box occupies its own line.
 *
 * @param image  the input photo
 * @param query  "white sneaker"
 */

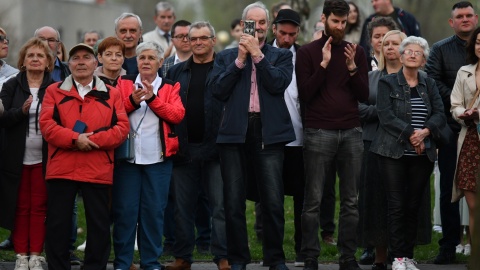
xmin=29 ymin=255 xmax=46 ymax=270
xmin=392 ymin=258 xmax=406 ymax=270
xmin=14 ymin=255 xmax=29 ymax=270
xmin=432 ymin=225 xmax=442 ymax=233
xmin=464 ymin=244 xmax=471 ymax=256
xmin=294 ymin=261 xmax=304 ymax=267
xmin=405 ymin=258 xmax=420 ymax=270
xmin=455 ymin=244 xmax=464 ymax=254
xmin=77 ymin=240 xmax=86 ymax=251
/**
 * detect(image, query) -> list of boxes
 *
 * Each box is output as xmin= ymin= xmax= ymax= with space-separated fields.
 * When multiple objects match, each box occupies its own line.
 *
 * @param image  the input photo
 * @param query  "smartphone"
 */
xmin=243 ymin=20 xmax=256 ymax=36
xmin=73 ymin=120 xmax=87 ymax=133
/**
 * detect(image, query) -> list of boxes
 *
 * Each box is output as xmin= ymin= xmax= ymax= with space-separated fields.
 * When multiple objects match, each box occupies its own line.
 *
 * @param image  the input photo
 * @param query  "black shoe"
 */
xmin=359 ymin=248 xmax=375 ymax=265
xmin=433 ymin=250 xmax=456 ymax=264
xmin=231 ymin=264 xmax=246 ymax=270
xmin=269 ymin=263 xmax=289 ymax=270
xmin=0 ymin=238 xmax=13 ymax=250
xmin=303 ymin=258 xmax=318 ymax=270
xmin=70 ymin=252 xmax=82 ymax=265
xmin=339 ymin=260 xmax=362 ymax=270
xmin=371 ymin=262 xmax=387 ymax=270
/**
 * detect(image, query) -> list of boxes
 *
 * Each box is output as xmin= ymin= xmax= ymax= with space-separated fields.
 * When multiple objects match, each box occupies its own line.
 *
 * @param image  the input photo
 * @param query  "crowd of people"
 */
xmin=0 ymin=1 xmax=478 ymax=270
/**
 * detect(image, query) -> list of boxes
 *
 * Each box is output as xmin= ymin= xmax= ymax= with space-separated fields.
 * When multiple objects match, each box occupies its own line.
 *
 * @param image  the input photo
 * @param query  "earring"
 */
xmin=20 ymin=65 xmax=26 ymax=71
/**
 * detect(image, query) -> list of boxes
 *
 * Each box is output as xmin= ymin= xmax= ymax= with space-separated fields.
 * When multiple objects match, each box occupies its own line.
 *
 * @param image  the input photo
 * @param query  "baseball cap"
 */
xmin=69 ymin=43 xmax=95 ymax=59
xmin=274 ymin=9 xmax=301 ymax=26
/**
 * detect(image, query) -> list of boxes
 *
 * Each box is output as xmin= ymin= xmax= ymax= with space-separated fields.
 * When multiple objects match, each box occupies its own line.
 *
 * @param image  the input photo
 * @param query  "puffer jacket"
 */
xmin=370 ymin=69 xmax=446 ymax=162
xmin=425 ymin=35 xmax=467 ymax=132
xmin=116 ymin=75 xmax=185 ymax=158
xmin=39 ymin=75 xmax=130 ymax=185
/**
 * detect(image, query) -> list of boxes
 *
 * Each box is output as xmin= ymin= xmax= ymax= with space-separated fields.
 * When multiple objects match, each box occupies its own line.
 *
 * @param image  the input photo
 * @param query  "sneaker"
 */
xmin=432 ymin=225 xmax=442 ymax=233
xmin=70 ymin=252 xmax=82 ymax=265
xmin=294 ymin=261 xmax=304 ymax=267
xmin=0 ymin=237 xmax=14 ymax=250
xmin=464 ymin=244 xmax=471 ymax=256
xmin=359 ymin=248 xmax=375 ymax=265
xmin=405 ymin=258 xmax=419 ymax=270
xmin=29 ymin=255 xmax=46 ymax=270
xmin=392 ymin=258 xmax=406 ymax=270
xmin=303 ymin=258 xmax=318 ymax=270
xmin=14 ymin=255 xmax=29 ymax=270
xmin=455 ymin=244 xmax=464 ymax=254
xmin=322 ymin=235 xmax=337 ymax=246
xmin=77 ymin=240 xmax=86 ymax=251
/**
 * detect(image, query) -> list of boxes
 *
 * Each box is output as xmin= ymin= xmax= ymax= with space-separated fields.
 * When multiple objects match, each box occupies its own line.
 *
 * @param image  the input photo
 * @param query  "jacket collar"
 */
xmin=396 ymin=67 xmax=427 ymax=87
xmin=181 ymin=53 xmax=216 ymax=71
xmin=459 ymin=63 xmax=478 ymax=74
xmin=59 ymin=74 xmax=108 ymax=93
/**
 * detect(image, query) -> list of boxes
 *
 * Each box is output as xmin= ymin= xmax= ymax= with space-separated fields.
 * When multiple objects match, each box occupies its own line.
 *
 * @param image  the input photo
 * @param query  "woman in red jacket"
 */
xmin=113 ymin=41 xmax=185 ymax=270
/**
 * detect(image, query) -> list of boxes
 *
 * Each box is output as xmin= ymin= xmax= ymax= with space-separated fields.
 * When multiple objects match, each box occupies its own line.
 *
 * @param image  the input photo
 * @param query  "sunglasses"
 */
xmin=0 ymin=35 xmax=9 ymax=44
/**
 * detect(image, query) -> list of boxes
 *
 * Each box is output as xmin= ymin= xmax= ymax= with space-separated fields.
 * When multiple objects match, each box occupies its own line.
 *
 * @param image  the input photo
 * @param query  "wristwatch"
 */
xmin=348 ymin=67 xmax=358 ymax=73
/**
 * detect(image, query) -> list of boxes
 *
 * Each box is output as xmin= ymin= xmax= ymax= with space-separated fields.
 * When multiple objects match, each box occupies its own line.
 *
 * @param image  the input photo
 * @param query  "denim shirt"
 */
xmin=370 ymin=68 xmax=446 ymax=162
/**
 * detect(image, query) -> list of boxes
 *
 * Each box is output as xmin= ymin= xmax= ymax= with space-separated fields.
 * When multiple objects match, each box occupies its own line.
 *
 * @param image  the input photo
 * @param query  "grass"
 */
xmin=0 ymin=177 xmax=471 ymax=264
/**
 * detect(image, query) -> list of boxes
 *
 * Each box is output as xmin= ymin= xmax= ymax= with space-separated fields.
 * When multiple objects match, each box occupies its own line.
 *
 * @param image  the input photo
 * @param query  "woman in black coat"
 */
xmin=0 ymin=38 xmax=54 ymax=269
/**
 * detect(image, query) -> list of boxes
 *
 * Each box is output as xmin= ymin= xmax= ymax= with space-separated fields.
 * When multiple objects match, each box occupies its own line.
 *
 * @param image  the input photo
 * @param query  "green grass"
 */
xmin=0 ymin=178 xmax=470 ymax=264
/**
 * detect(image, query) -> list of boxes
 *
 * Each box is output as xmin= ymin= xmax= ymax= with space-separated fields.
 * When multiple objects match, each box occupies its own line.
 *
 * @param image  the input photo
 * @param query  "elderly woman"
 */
xmin=358 ymin=30 xmax=406 ymax=270
xmin=370 ymin=36 xmax=446 ymax=270
xmin=365 ymin=17 xmax=397 ymax=71
xmin=94 ymin=37 xmax=126 ymax=87
xmin=113 ymin=41 xmax=185 ymax=270
xmin=0 ymin=38 xmax=55 ymax=270
xmin=451 ymin=26 xmax=480 ymax=241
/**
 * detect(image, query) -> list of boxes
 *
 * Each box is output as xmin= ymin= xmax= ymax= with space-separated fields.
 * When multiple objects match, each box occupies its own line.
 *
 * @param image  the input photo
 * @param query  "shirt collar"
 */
xmin=74 ymin=79 xmax=93 ymax=89
xmin=272 ymin=39 xmax=295 ymax=53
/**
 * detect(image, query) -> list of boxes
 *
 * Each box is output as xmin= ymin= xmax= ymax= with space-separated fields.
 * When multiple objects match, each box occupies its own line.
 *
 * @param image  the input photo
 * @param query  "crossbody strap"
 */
xmin=133 ymin=106 xmax=148 ymax=138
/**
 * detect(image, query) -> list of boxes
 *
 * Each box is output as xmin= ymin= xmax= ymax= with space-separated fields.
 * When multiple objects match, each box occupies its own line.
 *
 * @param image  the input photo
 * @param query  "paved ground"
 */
xmin=0 ymin=261 xmax=469 ymax=270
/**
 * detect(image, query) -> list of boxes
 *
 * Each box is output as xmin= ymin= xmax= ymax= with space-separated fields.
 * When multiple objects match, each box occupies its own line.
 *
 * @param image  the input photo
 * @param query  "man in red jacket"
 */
xmin=39 ymin=43 xmax=129 ymax=270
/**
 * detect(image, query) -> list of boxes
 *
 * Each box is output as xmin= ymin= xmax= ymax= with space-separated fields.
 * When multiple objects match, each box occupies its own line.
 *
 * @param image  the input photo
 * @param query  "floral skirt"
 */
xmin=456 ymin=125 xmax=480 ymax=192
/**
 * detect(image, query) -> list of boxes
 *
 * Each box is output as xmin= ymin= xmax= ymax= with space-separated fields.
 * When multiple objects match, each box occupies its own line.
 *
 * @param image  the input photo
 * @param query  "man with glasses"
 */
xmin=34 ymin=26 xmax=70 ymax=82
xmin=209 ymin=2 xmax=294 ymax=270
xmin=161 ymin=20 xmax=192 ymax=77
xmin=165 ymin=21 xmax=228 ymax=270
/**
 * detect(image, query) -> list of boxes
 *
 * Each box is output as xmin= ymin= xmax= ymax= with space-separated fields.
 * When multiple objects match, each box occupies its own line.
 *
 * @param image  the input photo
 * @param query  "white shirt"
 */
xmin=23 ymin=87 xmax=43 ymax=164
xmin=74 ymin=80 xmax=93 ymax=99
xmin=128 ymin=75 xmax=164 ymax=165
xmin=174 ymin=54 xmax=182 ymax=65
xmin=273 ymin=40 xmax=303 ymax=146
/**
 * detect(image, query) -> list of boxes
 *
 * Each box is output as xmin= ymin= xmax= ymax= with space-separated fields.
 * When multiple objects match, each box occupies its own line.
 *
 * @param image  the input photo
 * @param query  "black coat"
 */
xmin=0 ymin=71 xmax=53 ymax=230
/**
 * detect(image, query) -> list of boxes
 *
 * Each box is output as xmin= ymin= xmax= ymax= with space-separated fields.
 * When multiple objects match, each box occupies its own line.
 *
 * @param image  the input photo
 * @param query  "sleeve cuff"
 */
xmin=146 ymin=94 xmax=156 ymax=104
xmin=235 ymin=58 xmax=246 ymax=69
xmin=129 ymin=94 xmax=141 ymax=110
xmin=252 ymin=54 xmax=264 ymax=64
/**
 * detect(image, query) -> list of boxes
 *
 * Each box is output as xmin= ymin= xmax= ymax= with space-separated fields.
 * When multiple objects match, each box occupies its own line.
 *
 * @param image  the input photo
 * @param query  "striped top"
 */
xmin=405 ymin=87 xmax=427 ymax=156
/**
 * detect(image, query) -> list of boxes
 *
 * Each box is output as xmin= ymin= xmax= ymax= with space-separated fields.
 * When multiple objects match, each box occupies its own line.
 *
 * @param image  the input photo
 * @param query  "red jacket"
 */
xmin=116 ymin=75 xmax=184 ymax=158
xmin=40 ymin=76 xmax=130 ymax=185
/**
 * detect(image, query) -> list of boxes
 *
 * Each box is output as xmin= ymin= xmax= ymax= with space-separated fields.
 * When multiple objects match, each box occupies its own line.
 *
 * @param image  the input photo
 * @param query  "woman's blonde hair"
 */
xmin=17 ymin=38 xmax=55 ymax=73
xmin=377 ymin=30 xmax=407 ymax=71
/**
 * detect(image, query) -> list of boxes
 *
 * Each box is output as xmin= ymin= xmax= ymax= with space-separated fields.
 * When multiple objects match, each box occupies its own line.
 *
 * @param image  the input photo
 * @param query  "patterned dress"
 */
xmin=456 ymin=123 xmax=480 ymax=192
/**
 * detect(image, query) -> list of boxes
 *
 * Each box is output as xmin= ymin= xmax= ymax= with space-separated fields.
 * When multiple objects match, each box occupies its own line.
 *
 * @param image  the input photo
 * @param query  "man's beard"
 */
xmin=324 ymin=21 xmax=345 ymax=44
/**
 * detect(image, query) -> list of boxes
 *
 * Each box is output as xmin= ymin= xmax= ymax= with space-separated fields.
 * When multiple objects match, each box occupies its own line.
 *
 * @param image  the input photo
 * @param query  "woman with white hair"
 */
xmin=113 ymin=41 xmax=185 ymax=270
xmin=370 ymin=36 xmax=446 ymax=270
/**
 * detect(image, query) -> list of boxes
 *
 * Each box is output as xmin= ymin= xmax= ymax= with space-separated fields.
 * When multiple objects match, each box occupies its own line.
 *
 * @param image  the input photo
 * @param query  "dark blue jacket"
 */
xmin=209 ymin=44 xmax=295 ymax=145
xmin=166 ymin=55 xmax=222 ymax=163
xmin=370 ymin=69 xmax=446 ymax=162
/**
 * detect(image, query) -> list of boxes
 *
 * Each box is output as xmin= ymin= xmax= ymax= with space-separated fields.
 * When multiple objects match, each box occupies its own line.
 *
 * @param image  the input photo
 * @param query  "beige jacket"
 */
xmin=450 ymin=63 xmax=480 ymax=202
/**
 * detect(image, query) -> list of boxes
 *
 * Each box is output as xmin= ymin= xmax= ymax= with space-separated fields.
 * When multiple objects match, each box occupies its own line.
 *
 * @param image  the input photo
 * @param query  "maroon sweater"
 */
xmin=296 ymin=33 xmax=369 ymax=130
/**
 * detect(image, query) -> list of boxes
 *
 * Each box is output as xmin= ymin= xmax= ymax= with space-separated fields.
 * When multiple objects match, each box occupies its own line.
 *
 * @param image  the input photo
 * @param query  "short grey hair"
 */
xmin=34 ymin=26 xmax=61 ymax=41
xmin=136 ymin=41 xmax=164 ymax=60
xmin=155 ymin=1 xmax=175 ymax=15
xmin=189 ymin=21 xmax=216 ymax=37
xmin=242 ymin=1 xmax=270 ymax=23
xmin=115 ymin=13 xmax=143 ymax=31
xmin=399 ymin=36 xmax=430 ymax=59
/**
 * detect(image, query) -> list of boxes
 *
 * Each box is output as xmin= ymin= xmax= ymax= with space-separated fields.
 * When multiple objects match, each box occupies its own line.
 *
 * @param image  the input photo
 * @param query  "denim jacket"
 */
xmin=370 ymin=68 xmax=446 ymax=162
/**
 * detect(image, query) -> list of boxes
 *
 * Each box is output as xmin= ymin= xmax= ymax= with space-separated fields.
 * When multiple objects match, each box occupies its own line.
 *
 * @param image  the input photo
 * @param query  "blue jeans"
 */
xmin=218 ymin=116 xmax=286 ymax=266
xmin=112 ymin=161 xmax=172 ymax=270
xmin=301 ymin=127 xmax=363 ymax=263
xmin=172 ymin=144 xmax=226 ymax=263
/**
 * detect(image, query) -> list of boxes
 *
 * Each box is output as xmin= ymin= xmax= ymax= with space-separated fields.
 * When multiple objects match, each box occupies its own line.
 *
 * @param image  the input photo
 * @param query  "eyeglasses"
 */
xmin=403 ymin=49 xmax=423 ymax=57
xmin=173 ymin=34 xmax=189 ymax=41
xmin=38 ymin=37 xmax=59 ymax=44
xmin=189 ymin=36 xmax=213 ymax=43
xmin=0 ymin=35 xmax=9 ymax=44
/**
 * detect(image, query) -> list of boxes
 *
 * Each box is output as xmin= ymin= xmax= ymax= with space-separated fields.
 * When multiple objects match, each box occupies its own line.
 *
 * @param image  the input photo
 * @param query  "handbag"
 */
xmin=115 ymin=106 xmax=148 ymax=161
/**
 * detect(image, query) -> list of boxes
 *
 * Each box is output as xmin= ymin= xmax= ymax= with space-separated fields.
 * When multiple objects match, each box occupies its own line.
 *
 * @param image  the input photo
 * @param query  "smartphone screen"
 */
xmin=244 ymin=20 xmax=256 ymax=36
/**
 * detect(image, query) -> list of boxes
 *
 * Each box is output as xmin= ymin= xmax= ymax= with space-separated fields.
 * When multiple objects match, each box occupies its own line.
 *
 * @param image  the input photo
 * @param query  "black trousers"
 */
xmin=45 ymin=179 xmax=111 ymax=270
xmin=378 ymin=155 xmax=433 ymax=259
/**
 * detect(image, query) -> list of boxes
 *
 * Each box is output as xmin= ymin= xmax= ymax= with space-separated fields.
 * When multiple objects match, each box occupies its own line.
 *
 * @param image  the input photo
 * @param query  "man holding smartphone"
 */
xmin=209 ymin=2 xmax=294 ymax=270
